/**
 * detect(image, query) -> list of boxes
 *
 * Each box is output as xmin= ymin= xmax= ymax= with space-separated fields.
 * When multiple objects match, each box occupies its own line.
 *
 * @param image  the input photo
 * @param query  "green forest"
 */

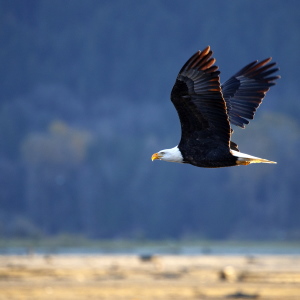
xmin=0 ymin=0 xmax=299 ymax=240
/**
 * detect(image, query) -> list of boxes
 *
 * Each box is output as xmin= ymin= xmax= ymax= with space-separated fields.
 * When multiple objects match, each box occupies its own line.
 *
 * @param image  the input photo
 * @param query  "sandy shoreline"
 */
xmin=0 ymin=254 xmax=300 ymax=299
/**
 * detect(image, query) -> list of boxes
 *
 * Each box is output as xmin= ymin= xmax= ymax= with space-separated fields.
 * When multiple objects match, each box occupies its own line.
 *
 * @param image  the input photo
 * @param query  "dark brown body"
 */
xmin=178 ymin=131 xmax=237 ymax=168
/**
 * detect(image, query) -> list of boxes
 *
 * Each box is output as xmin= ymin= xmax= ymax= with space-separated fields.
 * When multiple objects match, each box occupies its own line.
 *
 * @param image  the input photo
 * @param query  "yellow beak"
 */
xmin=151 ymin=153 xmax=162 ymax=161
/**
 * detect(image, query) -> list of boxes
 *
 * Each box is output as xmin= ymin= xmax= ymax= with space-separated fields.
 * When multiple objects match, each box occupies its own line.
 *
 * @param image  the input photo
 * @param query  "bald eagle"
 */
xmin=151 ymin=46 xmax=279 ymax=168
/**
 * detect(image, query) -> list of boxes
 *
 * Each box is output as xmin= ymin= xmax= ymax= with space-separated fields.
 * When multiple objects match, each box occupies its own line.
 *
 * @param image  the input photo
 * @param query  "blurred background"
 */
xmin=0 ymin=0 xmax=299 ymax=245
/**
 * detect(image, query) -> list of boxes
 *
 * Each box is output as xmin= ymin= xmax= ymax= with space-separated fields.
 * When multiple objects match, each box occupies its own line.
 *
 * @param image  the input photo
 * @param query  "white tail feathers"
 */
xmin=231 ymin=150 xmax=277 ymax=166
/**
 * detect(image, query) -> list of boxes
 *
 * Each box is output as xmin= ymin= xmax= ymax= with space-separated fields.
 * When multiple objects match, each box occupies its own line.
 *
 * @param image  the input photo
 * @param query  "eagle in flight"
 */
xmin=151 ymin=46 xmax=279 ymax=168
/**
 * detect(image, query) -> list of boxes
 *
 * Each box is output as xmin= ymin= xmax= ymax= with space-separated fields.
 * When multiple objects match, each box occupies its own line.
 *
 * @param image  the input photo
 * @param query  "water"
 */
xmin=0 ymin=240 xmax=299 ymax=256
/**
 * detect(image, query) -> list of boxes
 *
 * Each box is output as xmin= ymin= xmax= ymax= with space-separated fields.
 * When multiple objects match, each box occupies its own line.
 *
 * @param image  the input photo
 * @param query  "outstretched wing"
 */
xmin=171 ymin=46 xmax=230 ymax=147
xmin=222 ymin=58 xmax=280 ymax=128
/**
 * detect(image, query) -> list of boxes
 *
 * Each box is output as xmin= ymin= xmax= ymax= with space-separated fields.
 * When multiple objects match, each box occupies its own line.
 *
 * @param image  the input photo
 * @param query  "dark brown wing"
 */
xmin=222 ymin=58 xmax=280 ymax=128
xmin=171 ymin=46 xmax=230 ymax=148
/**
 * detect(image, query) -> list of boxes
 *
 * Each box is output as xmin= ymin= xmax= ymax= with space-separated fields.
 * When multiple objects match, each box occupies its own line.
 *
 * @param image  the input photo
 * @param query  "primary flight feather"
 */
xmin=151 ymin=46 xmax=280 ymax=168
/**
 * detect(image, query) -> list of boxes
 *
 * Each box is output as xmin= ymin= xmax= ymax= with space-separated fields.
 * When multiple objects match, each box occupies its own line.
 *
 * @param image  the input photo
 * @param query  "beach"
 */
xmin=0 ymin=254 xmax=300 ymax=299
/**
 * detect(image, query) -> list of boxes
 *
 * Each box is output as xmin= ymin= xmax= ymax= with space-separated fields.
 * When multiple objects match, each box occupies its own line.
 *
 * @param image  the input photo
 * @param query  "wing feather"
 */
xmin=171 ymin=46 xmax=230 ymax=147
xmin=222 ymin=58 xmax=280 ymax=128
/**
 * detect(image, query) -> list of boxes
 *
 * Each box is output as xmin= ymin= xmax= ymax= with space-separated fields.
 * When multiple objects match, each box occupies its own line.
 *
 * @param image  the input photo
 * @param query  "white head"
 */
xmin=151 ymin=146 xmax=183 ymax=163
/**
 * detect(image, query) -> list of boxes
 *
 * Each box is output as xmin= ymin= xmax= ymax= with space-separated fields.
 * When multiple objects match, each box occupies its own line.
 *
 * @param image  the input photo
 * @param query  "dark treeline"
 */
xmin=0 ymin=0 xmax=299 ymax=240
